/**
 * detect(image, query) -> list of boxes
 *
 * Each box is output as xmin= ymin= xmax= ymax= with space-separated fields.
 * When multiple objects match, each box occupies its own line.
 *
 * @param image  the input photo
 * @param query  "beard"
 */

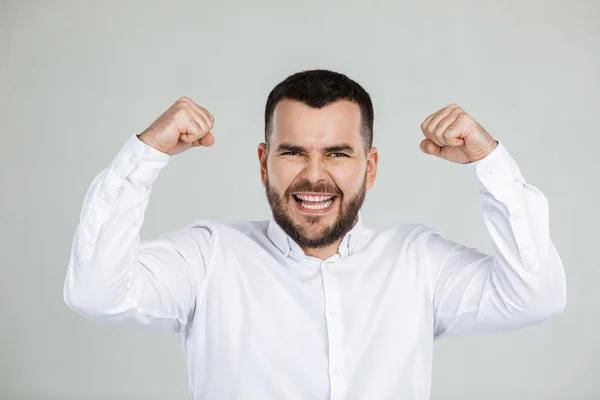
xmin=265 ymin=174 xmax=366 ymax=249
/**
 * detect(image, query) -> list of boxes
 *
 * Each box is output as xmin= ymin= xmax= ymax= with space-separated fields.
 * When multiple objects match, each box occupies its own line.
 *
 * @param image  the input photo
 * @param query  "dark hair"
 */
xmin=264 ymin=69 xmax=374 ymax=151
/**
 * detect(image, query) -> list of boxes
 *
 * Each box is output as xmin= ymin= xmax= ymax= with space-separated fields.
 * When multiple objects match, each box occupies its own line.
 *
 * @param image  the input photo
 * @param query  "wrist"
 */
xmin=467 ymin=139 xmax=498 ymax=163
xmin=137 ymin=133 xmax=169 ymax=155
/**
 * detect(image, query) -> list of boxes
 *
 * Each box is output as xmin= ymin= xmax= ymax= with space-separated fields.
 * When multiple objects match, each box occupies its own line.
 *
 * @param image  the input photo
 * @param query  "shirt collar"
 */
xmin=267 ymin=212 xmax=365 ymax=259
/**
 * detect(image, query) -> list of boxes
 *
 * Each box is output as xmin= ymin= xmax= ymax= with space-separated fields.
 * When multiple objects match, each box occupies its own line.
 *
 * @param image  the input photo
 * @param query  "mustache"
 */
xmin=284 ymin=180 xmax=342 ymax=197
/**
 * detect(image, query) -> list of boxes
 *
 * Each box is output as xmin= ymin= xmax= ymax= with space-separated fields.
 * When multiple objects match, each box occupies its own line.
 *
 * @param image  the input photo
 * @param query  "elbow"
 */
xmin=534 ymin=260 xmax=568 ymax=320
xmin=63 ymin=244 xmax=136 ymax=320
xmin=64 ymin=289 xmax=81 ymax=314
xmin=551 ymin=280 xmax=568 ymax=316
xmin=63 ymin=280 xmax=97 ymax=318
xmin=527 ymin=280 xmax=567 ymax=322
xmin=63 ymin=275 xmax=121 ymax=320
xmin=508 ymin=294 xmax=565 ymax=327
xmin=535 ymin=293 xmax=566 ymax=320
xmin=550 ymin=286 xmax=567 ymax=317
xmin=519 ymin=247 xmax=567 ymax=322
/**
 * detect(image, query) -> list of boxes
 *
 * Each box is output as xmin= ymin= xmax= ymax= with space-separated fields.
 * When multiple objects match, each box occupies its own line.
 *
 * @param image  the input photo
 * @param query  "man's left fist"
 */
xmin=420 ymin=104 xmax=498 ymax=164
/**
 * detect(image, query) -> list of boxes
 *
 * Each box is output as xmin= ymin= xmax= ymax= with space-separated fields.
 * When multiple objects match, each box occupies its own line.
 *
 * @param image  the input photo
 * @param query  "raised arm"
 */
xmin=63 ymin=97 xmax=217 ymax=334
xmin=417 ymin=104 xmax=566 ymax=339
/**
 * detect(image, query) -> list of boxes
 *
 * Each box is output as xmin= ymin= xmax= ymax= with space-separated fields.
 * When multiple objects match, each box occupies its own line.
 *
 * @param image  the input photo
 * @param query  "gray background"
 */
xmin=1 ymin=0 xmax=598 ymax=399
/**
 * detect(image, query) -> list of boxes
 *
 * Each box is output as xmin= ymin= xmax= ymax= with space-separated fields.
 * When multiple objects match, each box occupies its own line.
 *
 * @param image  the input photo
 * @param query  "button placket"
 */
xmin=321 ymin=261 xmax=346 ymax=398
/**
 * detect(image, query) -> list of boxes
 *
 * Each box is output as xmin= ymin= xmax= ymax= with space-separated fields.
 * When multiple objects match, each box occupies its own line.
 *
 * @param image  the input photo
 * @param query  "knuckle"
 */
xmin=433 ymin=125 xmax=445 ymax=137
xmin=173 ymin=101 xmax=188 ymax=113
xmin=191 ymin=118 xmax=202 ymax=129
xmin=457 ymin=113 xmax=470 ymax=122
xmin=173 ymin=108 xmax=188 ymax=121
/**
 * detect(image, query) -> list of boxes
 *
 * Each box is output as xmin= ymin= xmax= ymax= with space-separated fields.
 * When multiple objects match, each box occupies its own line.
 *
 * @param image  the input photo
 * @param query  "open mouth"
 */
xmin=292 ymin=194 xmax=337 ymax=213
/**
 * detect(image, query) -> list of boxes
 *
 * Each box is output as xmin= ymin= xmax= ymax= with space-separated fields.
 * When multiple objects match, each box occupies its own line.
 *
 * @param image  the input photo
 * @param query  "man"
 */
xmin=64 ymin=69 xmax=566 ymax=399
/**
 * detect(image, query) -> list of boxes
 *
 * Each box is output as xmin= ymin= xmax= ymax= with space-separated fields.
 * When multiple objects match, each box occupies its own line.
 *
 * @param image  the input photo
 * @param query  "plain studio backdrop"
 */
xmin=1 ymin=0 xmax=598 ymax=399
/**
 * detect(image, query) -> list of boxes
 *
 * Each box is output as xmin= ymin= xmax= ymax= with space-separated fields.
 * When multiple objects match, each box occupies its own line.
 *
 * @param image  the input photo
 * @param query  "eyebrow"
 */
xmin=275 ymin=143 xmax=355 ymax=154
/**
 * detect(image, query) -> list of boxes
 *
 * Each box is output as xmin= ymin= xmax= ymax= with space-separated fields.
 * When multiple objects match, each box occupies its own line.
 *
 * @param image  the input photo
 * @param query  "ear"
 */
xmin=365 ymin=146 xmax=379 ymax=190
xmin=258 ymin=142 xmax=268 ymax=187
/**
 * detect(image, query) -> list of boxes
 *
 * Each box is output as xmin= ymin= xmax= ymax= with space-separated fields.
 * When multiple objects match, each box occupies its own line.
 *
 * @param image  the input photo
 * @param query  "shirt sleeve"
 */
xmin=426 ymin=142 xmax=567 ymax=339
xmin=63 ymin=134 xmax=216 ymax=335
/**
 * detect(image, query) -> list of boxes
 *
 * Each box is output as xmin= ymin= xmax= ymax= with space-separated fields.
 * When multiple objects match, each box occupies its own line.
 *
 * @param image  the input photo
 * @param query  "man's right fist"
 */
xmin=137 ymin=97 xmax=215 ymax=155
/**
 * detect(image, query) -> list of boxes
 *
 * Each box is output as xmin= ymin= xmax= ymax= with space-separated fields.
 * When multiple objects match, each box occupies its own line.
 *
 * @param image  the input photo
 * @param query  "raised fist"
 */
xmin=138 ymin=97 xmax=215 ymax=155
xmin=420 ymin=104 xmax=497 ymax=164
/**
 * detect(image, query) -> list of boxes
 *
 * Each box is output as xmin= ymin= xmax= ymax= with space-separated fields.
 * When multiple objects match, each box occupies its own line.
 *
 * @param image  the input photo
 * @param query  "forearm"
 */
xmin=470 ymin=143 xmax=566 ymax=318
xmin=432 ymin=144 xmax=566 ymax=338
xmin=64 ymin=134 xmax=169 ymax=320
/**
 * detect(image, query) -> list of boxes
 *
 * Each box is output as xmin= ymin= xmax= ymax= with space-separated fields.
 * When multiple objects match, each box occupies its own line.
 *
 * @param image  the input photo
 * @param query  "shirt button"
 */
xmin=322 ymin=264 xmax=330 ymax=272
xmin=332 ymin=368 xmax=340 ymax=375
xmin=328 ymin=311 xmax=337 ymax=319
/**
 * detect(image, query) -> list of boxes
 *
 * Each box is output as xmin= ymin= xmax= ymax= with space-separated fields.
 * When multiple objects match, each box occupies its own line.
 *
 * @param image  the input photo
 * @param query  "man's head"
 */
xmin=258 ymin=70 xmax=379 ymax=250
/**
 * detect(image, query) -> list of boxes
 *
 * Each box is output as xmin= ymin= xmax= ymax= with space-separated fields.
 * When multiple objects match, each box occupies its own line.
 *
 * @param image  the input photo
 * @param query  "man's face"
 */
xmin=258 ymin=99 xmax=378 ymax=249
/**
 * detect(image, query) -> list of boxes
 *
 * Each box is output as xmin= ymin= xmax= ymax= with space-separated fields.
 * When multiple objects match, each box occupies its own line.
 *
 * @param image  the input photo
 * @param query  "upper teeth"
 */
xmin=296 ymin=195 xmax=334 ymax=202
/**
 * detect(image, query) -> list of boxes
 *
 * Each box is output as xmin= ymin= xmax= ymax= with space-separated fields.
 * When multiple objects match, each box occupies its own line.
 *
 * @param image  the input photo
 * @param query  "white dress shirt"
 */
xmin=63 ymin=134 xmax=566 ymax=400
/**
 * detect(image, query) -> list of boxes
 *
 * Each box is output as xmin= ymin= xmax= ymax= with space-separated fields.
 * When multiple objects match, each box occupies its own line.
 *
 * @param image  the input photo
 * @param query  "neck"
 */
xmin=302 ymin=238 xmax=344 ymax=261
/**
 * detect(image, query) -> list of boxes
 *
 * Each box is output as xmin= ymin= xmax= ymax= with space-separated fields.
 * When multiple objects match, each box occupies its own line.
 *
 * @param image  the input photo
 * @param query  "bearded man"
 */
xmin=64 ymin=69 xmax=566 ymax=400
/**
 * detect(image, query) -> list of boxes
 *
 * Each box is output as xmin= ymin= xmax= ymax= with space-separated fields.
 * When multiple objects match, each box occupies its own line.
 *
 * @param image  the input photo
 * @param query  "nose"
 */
xmin=299 ymin=156 xmax=328 ymax=184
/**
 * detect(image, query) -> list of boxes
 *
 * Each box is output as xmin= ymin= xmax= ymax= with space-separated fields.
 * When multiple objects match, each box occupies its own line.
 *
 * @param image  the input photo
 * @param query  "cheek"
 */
xmin=268 ymin=161 xmax=300 ymax=191
xmin=330 ymin=165 xmax=364 ymax=194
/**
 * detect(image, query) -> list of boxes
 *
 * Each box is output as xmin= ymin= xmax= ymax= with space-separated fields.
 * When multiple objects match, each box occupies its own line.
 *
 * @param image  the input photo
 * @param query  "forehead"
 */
xmin=270 ymin=99 xmax=363 ymax=149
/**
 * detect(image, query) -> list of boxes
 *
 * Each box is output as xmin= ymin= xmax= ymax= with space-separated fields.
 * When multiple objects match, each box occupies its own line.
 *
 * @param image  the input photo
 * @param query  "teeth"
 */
xmin=296 ymin=194 xmax=334 ymax=202
xmin=299 ymin=198 xmax=334 ymax=210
